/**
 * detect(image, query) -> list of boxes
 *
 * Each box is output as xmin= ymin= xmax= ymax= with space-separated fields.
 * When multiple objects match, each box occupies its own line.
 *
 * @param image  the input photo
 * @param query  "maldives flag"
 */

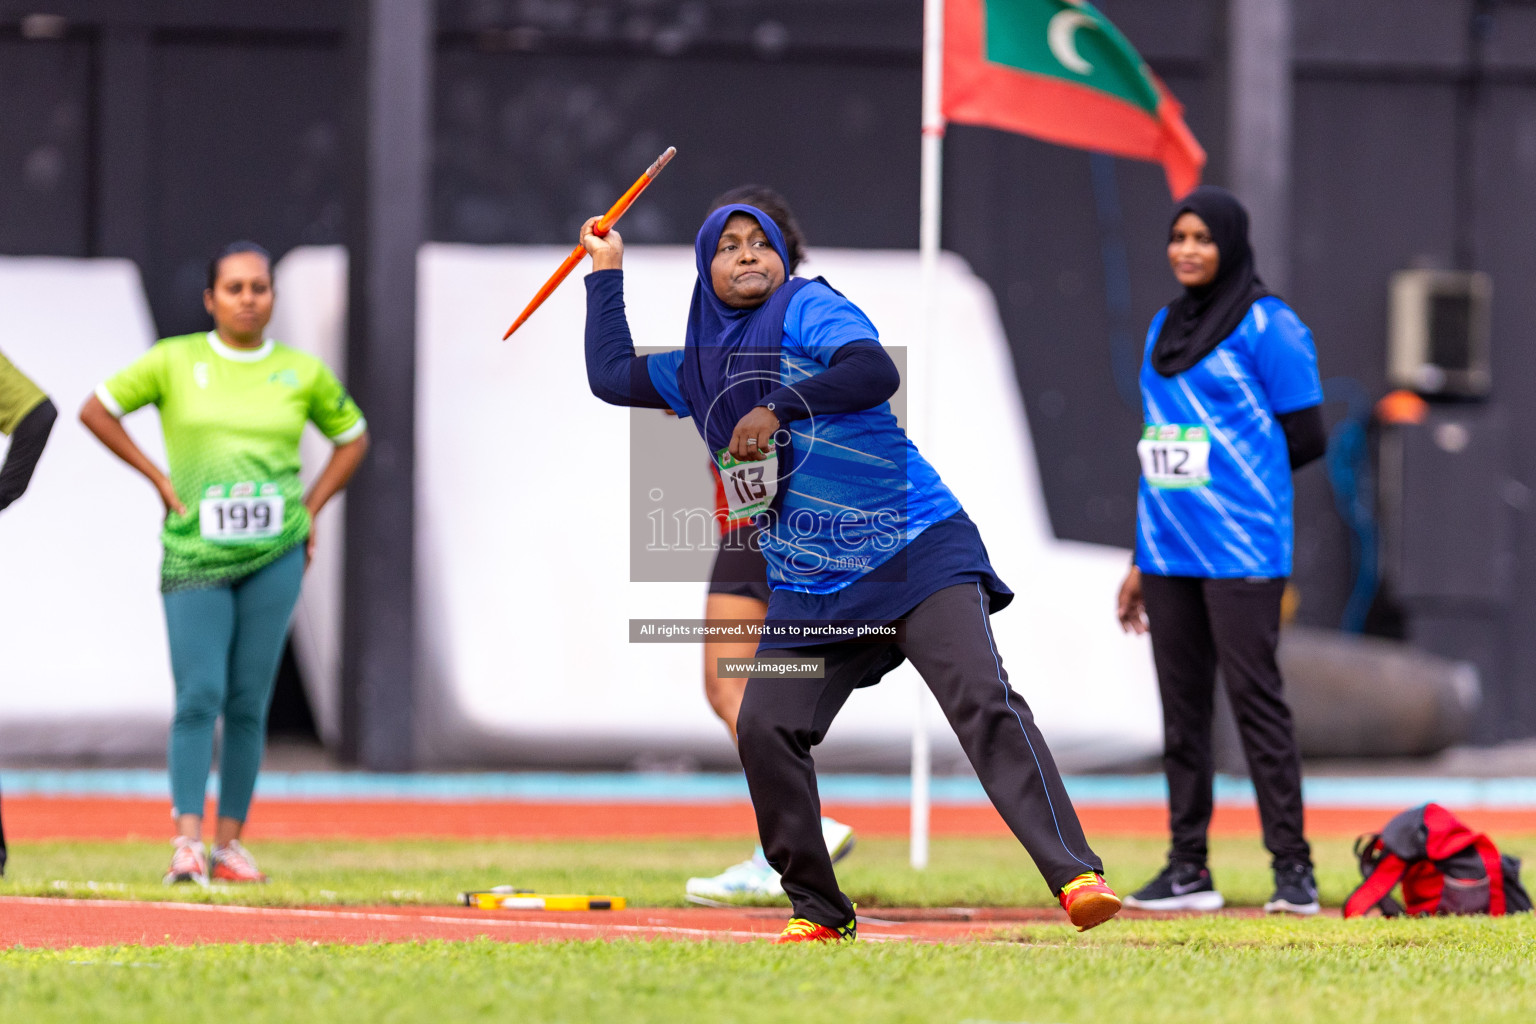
xmin=943 ymin=0 xmax=1206 ymax=197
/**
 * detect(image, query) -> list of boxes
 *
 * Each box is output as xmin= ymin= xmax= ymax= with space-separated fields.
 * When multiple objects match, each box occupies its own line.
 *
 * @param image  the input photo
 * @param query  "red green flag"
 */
xmin=942 ymin=0 xmax=1206 ymax=197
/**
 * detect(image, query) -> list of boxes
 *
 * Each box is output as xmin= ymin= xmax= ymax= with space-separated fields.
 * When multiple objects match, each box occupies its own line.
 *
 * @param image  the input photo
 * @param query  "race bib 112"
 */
xmin=1138 ymin=424 xmax=1212 ymax=489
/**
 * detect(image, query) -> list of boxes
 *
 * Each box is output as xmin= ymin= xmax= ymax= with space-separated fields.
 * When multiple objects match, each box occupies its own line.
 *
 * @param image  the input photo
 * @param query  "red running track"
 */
xmin=9 ymin=796 xmax=1536 ymax=841
xmin=2 ymin=796 xmax=1516 ymax=949
xmin=0 ymin=896 xmax=1307 ymax=950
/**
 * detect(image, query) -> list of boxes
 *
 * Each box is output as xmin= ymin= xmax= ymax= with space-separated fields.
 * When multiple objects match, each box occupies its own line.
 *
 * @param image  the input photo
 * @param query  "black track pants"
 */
xmin=736 ymin=582 xmax=1103 ymax=928
xmin=1140 ymin=573 xmax=1311 ymax=869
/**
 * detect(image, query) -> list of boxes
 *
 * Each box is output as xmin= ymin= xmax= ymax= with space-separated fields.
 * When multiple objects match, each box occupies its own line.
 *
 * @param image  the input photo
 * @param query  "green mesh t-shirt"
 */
xmin=0 ymin=348 xmax=48 ymax=435
xmin=97 ymin=331 xmax=366 ymax=592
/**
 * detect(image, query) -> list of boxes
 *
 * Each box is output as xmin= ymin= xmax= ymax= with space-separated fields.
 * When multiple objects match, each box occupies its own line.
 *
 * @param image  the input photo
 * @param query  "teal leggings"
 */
xmin=162 ymin=545 xmax=305 ymax=822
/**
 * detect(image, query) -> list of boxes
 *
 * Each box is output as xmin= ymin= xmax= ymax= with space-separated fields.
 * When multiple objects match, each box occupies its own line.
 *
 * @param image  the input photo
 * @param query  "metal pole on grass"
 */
xmin=910 ymin=0 xmax=947 ymax=872
xmin=339 ymin=0 xmax=433 ymax=769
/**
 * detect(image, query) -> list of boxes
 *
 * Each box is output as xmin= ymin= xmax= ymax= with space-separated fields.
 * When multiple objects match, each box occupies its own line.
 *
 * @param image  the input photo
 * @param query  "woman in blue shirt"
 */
xmin=583 ymin=199 xmax=1121 ymax=941
xmin=1116 ymin=186 xmax=1327 ymax=915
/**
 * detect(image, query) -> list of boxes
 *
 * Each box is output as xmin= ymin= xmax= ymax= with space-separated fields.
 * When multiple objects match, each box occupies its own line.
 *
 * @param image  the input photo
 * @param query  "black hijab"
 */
xmin=1151 ymin=185 xmax=1270 ymax=377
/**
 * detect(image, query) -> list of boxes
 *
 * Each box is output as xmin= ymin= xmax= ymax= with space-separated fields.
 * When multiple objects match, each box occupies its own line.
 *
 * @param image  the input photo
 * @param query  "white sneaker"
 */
xmin=821 ymin=817 xmax=856 ymax=864
xmin=164 ymin=836 xmax=208 ymax=885
xmin=685 ymin=819 xmax=857 ymax=901
xmin=686 ymin=855 xmax=784 ymax=901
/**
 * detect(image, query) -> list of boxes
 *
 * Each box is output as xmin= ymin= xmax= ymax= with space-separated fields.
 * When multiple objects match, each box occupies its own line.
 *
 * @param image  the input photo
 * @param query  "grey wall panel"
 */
xmin=942 ymin=66 xmax=1222 ymax=550
xmin=1096 ymin=0 xmax=1224 ymax=64
xmin=1294 ymin=0 xmax=1468 ymax=66
xmin=147 ymin=41 xmax=345 ymax=335
xmin=1484 ymin=4 xmax=1536 ymax=72
xmin=1291 ymin=80 xmax=1459 ymax=357
xmin=433 ymin=50 xmax=920 ymax=249
xmin=1290 ymin=79 xmax=1458 ymax=396
xmin=436 ymin=0 xmax=922 ymax=54
xmin=1476 ymin=83 xmax=1536 ymax=738
xmin=0 ymin=36 xmax=91 ymax=256
xmin=945 ymin=126 xmax=1135 ymax=547
xmin=1287 ymin=80 xmax=1460 ymax=629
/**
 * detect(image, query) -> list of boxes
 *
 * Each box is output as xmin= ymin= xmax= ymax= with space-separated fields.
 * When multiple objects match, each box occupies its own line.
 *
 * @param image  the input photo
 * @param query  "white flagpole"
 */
xmin=911 ymin=0 xmax=946 ymax=872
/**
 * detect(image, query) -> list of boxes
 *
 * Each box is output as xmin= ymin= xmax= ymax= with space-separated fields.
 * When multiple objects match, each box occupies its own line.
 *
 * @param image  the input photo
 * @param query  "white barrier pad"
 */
xmin=402 ymin=243 xmax=1159 ymax=770
xmin=1 ymin=248 xmax=1159 ymax=772
xmin=0 ymin=258 xmax=172 ymax=757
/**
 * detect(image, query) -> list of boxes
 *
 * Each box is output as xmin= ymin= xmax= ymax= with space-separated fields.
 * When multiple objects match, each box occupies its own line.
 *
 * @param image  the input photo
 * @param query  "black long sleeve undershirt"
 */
xmin=584 ymin=269 xmax=670 ymax=409
xmin=584 ymin=269 xmax=902 ymax=421
xmin=0 ymin=398 xmax=56 ymax=514
xmin=759 ymin=341 xmax=900 ymax=424
xmin=1278 ymin=404 xmax=1326 ymax=469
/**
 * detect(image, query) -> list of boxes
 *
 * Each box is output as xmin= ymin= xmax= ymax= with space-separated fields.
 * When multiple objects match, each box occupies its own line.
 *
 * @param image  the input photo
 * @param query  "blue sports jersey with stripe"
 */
xmin=648 ymin=281 xmax=962 ymax=594
xmin=1135 ymin=296 xmax=1322 ymax=579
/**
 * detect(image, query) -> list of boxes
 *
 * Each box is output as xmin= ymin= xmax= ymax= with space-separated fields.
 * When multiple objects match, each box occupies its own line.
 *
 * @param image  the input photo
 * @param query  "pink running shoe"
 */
xmin=164 ymin=836 xmax=208 ymax=885
xmin=210 ymin=839 xmax=269 ymax=883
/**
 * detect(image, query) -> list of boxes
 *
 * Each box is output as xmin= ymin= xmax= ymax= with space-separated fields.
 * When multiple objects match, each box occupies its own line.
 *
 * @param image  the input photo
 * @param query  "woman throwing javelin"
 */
xmin=581 ymin=201 xmax=1120 ymax=942
xmin=81 ymin=241 xmax=368 ymax=884
xmin=685 ymin=187 xmax=855 ymax=905
xmin=1117 ymin=186 xmax=1325 ymax=915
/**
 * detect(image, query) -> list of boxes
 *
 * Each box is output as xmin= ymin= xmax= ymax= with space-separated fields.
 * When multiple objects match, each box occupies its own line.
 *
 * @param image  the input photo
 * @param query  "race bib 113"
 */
xmin=715 ymin=446 xmax=778 ymax=519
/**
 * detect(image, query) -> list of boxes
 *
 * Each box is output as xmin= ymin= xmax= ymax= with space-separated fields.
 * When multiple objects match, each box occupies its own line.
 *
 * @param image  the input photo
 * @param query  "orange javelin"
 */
xmin=502 ymin=145 xmax=677 ymax=339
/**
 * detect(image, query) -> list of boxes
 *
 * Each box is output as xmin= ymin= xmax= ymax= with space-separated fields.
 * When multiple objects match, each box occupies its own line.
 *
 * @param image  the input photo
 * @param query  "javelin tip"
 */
xmin=648 ymin=146 xmax=677 ymax=178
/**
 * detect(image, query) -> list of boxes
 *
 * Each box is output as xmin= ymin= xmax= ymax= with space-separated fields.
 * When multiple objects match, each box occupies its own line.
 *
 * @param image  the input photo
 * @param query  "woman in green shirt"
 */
xmin=81 ymin=241 xmax=369 ymax=885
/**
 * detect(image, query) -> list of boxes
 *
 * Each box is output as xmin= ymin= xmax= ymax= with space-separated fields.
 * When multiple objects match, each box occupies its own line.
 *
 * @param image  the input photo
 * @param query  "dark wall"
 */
xmin=0 ymin=31 xmax=92 ymax=255
xmin=433 ymin=48 xmax=920 ymax=250
xmin=147 ymin=36 xmax=346 ymax=333
xmin=4 ymin=0 xmax=1536 ymax=738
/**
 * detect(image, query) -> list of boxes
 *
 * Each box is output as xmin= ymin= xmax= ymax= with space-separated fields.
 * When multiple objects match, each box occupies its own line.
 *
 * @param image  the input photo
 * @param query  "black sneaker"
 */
xmin=1122 ymin=860 xmax=1224 ymax=911
xmin=1264 ymin=862 xmax=1320 ymax=915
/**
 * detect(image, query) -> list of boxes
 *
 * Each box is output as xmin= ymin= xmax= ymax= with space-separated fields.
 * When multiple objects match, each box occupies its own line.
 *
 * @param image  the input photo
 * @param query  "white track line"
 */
xmin=1 ymin=897 xmax=928 ymax=943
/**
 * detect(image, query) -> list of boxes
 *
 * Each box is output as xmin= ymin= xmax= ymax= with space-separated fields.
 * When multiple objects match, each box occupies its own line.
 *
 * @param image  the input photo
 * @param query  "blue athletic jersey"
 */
xmin=649 ymin=282 xmax=962 ymax=594
xmin=1135 ymin=296 xmax=1322 ymax=578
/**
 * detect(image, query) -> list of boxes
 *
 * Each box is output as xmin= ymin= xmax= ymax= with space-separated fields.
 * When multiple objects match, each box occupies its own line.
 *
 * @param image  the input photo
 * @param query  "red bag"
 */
xmin=1344 ymin=803 xmax=1532 ymax=918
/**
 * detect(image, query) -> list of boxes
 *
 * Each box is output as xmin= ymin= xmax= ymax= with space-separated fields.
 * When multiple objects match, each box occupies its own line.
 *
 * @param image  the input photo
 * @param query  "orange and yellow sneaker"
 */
xmin=210 ymin=839 xmax=269 ymax=883
xmin=774 ymin=916 xmax=857 ymax=944
xmin=1058 ymin=872 xmax=1122 ymax=932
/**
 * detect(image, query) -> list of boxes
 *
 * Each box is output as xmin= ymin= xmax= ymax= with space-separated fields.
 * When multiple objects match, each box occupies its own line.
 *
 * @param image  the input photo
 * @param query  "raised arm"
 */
xmin=579 ymin=218 xmax=671 ymax=410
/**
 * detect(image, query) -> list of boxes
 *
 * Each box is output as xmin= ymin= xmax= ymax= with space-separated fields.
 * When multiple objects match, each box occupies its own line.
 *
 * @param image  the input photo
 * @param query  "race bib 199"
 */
xmin=200 ymin=481 xmax=285 ymax=543
xmin=715 ymin=446 xmax=778 ymax=519
xmin=1138 ymin=424 xmax=1212 ymax=489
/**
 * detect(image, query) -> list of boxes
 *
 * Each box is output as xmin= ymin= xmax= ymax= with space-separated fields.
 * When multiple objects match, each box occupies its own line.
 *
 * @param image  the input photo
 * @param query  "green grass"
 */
xmin=5 ymin=835 xmax=1535 ymax=1022
xmin=0 ymin=832 xmax=1478 ymax=909
xmin=4 ymin=917 xmax=1535 ymax=1024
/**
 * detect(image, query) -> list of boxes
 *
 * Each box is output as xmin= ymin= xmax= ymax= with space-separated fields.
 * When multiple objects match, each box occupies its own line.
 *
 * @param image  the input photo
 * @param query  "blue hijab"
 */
xmin=678 ymin=204 xmax=813 ymax=454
